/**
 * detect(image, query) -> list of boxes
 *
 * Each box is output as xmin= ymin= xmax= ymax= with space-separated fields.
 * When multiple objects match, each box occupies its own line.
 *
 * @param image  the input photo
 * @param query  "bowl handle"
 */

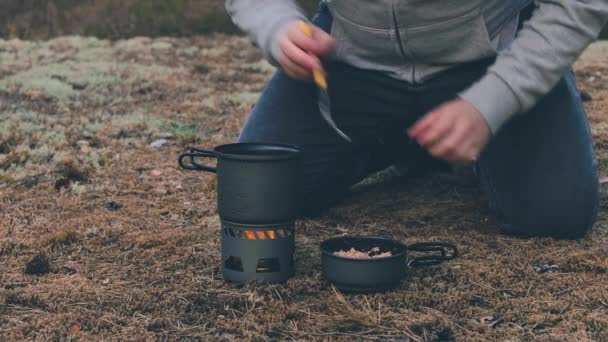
xmin=178 ymin=148 xmax=217 ymax=173
xmin=407 ymin=242 xmax=458 ymax=267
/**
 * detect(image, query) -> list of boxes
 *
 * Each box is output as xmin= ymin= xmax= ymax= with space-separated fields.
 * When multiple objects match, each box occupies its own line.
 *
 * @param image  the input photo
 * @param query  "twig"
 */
xmin=304 ymin=219 xmax=349 ymax=234
xmin=558 ymin=303 xmax=571 ymax=316
xmin=420 ymin=307 xmax=473 ymax=336
xmin=377 ymin=326 xmax=420 ymax=342
xmin=555 ymin=285 xmax=579 ymax=296
xmin=526 ymin=283 xmax=535 ymax=297
xmin=99 ymin=318 xmax=122 ymax=328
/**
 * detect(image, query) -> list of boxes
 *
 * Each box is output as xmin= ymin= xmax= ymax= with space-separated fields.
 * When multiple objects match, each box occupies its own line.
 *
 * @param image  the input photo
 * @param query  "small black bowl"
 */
xmin=320 ymin=236 xmax=458 ymax=293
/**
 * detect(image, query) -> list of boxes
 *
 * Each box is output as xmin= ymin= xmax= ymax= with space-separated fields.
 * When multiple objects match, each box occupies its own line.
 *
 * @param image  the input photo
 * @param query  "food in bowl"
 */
xmin=333 ymin=247 xmax=393 ymax=259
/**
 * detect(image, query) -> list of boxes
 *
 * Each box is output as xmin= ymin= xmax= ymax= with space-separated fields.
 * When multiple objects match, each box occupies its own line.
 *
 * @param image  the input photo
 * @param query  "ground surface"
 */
xmin=0 ymin=36 xmax=607 ymax=341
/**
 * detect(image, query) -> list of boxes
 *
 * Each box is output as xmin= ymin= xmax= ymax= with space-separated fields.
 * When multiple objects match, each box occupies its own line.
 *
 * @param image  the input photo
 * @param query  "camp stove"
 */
xmin=178 ymin=143 xmax=301 ymax=283
xmin=221 ymin=220 xmax=295 ymax=283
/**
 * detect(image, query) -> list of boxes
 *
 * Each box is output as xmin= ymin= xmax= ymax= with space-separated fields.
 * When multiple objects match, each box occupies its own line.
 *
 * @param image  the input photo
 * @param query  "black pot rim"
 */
xmin=220 ymin=219 xmax=296 ymax=227
xmin=213 ymin=143 xmax=302 ymax=162
xmin=320 ymin=236 xmax=408 ymax=263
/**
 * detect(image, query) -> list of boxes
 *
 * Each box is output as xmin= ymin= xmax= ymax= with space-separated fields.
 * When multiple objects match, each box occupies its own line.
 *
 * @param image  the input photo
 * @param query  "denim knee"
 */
xmin=497 ymin=184 xmax=600 ymax=239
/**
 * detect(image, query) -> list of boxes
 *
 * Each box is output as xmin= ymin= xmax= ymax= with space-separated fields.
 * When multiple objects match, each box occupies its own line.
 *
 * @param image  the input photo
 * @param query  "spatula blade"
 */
xmin=318 ymin=89 xmax=352 ymax=143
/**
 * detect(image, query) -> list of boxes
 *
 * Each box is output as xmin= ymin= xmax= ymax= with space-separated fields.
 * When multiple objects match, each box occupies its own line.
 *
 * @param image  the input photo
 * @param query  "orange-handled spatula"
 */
xmin=298 ymin=22 xmax=352 ymax=143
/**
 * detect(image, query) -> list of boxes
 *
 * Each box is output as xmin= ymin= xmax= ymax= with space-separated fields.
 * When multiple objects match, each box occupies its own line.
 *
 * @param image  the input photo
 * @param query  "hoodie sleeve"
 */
xmin=459 ymin=0 xmax=608 ymax=134
xmin=225 ymin=0 xmax=307 ymax=66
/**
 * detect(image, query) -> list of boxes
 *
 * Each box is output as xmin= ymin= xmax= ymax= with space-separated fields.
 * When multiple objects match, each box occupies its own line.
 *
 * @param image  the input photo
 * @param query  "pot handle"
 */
xmin=407 ymin=242 xmax=458 ymax=267
xmin=178 ymin=148 xmax=217 ymax=173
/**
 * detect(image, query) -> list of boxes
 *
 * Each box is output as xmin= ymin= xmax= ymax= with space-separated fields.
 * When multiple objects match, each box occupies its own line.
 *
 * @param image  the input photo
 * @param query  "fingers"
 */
xmin=279 ymin=52 xmax=312 ymax=80
xmin=428 ymin=120 xmax=471 ymax=162
xmin=289 ymin=24 xmax=334 ymax=57
xmin=311 ymin=25 xmax=335 ymax=56
xmin=277 ymin=21 xmax=335 ymax=81
xmin=280 ymin=37 xmax=321 ymax=71
xmin=409 ymin=100 xmax=491 ymax=164
xmin=410 ymin=109 xmax=451 ymax=147
xmin=408 ymin=110 xmax=438 ymax=138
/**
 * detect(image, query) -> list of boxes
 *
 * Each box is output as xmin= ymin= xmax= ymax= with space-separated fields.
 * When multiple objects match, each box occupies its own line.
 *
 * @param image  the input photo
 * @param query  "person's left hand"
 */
xmin=408 ymin=99 xmax=491 ymax=163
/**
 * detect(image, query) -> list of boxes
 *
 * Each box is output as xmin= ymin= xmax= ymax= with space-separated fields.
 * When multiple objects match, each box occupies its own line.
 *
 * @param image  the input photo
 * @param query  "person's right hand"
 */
xmin=276 ymin=20 xmax=335 ymax=80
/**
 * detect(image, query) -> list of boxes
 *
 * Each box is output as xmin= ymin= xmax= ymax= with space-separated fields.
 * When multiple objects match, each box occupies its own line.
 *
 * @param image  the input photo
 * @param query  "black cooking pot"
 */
xmin=178 ymin=143 xmax=302 ymax=224
xmin=321 ymin=236 xmax=458 ymax=293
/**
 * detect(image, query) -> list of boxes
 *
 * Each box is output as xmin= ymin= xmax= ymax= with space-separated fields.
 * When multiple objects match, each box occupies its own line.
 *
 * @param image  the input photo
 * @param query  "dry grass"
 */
xmin=0 ymin=36 xmax=607 ymax=341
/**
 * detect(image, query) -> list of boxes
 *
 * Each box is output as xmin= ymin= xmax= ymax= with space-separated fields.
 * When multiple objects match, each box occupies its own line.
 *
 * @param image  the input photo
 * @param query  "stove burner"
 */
xmin=221 ymin=220 xmax=295 ymax=283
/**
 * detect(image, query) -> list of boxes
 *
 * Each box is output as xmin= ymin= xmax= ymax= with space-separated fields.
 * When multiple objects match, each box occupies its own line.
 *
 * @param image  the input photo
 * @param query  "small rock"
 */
xmin=106 ymin=201 xmax=123 ymax=211
xmin=77 ymin=140 xmax=91 ymax=153
xmin=102 ymin=278 xmax=110 ymax=284
xmin=147 ymin=321 xmax=163 ymax=332
xmin=83 ymin=130 xmax=93 ymax=139
xmin=24 ymin=254 xmax=50 ymax=276
xmin=533 ymin=263 xmax=559 ymax=273
xmin=150 ymin=139 xmax=169 ymax=148
xmin=54 ymin=178 xmax=72 ymax=191
xmin=580 ymin=90 xmax=593 ymax=102
xmin=71 ymin=82 xmax=88 ymax=91
xmin=61 ymin=265 xmax=78 ymax=274
xmin=194 ymin=64 xmax=210 ymax=74
xmin=217 ymin=315 xmax=225 ymax=320
xmin=69 ymin=324 xmax=81 ymax=335
xmin=479 ymin=316 xmax=494 ymax=324
xmin=479 ymin=316 xmax=504 ymax=328
xmin=150 ymin=169 xmax=162 ymax=177
xmin=85 ymin=227 xmax=100 ymax=236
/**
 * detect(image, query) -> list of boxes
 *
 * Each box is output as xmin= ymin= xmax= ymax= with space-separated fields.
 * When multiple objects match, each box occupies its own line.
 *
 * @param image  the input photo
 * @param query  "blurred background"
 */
xmin=0 ymin=0 xmax=318 ymax=39
xmin=2 ymin=0 xmax=606 ymax=40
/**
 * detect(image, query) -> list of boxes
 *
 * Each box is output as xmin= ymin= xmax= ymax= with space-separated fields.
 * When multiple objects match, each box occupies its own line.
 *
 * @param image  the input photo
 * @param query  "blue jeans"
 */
xmin=238 ymin=5 xmax=600 ymax=239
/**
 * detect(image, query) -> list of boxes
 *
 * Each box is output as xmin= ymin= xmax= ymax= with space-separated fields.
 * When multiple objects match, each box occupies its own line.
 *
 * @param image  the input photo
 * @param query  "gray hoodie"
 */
xmin=226 ymin=0 xmax=608 ymax=134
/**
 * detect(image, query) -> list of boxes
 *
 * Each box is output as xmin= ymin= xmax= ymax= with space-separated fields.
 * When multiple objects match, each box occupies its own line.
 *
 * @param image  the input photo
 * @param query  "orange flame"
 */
xmin=256 ymin=231 xmax=266 ymax=240
xmin=245 ymin=230 xmax=256 ymax=240
xmin=267 ymin=230 xmax=276 ymax=240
